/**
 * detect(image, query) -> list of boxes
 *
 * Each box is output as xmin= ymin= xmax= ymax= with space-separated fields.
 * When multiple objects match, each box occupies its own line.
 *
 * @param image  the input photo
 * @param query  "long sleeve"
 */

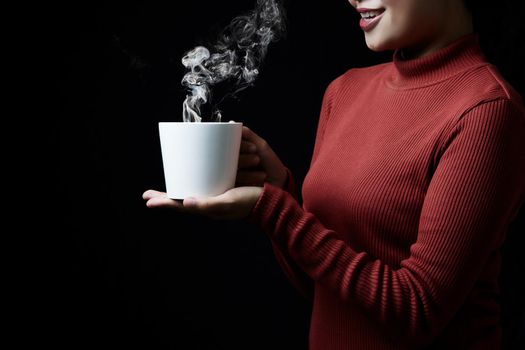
xmin=249 ymin=98 xmax=525 ymax=345
xmin=267 ymin=167 xmax=314 ymax=300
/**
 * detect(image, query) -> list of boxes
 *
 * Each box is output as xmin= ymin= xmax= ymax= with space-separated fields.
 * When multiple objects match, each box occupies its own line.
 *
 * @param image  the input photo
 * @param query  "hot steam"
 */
xmin=181 ymin=0 xmax=286 ymax=122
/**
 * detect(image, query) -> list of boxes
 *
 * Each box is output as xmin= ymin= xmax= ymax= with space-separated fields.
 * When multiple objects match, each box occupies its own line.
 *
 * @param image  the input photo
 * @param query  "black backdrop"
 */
xmin=47 ymin=1 xmax=524 ymax=349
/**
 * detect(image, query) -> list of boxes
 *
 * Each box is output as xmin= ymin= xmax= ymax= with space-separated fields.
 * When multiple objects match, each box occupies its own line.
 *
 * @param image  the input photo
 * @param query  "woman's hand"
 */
xmin=143 ymin=126 xmax=284 ymax=220
xmin=143 ymin=186 xmax=263 ymax=220
xmin=236 ymin=126 xmax=288 ymax=188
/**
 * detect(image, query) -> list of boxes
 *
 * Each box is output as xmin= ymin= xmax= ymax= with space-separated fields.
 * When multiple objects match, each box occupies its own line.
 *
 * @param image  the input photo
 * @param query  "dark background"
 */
xmin=43 ymin=0 xmax=524 ymax=349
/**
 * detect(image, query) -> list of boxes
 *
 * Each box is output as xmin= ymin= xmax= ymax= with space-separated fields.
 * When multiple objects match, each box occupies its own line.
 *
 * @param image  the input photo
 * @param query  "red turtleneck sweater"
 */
xmin=249 ymin=34 xmax=525 ymax=349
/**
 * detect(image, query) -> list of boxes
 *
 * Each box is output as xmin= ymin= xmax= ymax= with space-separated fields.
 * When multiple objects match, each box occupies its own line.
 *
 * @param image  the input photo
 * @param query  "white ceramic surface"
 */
xmin=159 ymin=122 xmax=242 ymax=199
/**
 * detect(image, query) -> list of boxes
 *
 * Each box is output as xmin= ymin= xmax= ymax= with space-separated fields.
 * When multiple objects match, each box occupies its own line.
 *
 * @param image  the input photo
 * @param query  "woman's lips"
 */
xmin=358 ymin=9 xmax=385 ymax=32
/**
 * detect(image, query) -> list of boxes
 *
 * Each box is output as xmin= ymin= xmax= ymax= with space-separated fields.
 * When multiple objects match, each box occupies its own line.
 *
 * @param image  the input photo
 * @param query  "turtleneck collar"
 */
xmin=386 ymin=33 xmax=488 ymax=89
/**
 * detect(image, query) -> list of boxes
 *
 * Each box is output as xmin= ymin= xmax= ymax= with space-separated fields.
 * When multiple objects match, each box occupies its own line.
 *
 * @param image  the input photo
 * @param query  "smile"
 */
xmin=357 ymin=8 xmax=385 ymax=32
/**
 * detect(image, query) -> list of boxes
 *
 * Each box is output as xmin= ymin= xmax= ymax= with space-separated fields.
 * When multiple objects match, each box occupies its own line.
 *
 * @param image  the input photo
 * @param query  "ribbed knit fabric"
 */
xmin=249 ymin=34 xmax=525 ymax=349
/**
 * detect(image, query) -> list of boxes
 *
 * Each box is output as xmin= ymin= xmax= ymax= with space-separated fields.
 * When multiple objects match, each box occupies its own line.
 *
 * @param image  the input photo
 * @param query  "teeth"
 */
xmin=360 ymin=10 xmax=383 ymax=19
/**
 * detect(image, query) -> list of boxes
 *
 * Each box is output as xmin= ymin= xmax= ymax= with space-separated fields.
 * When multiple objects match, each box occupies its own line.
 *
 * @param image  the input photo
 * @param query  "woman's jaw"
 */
xmin=349 ymin=0 xmax=473 ymax=59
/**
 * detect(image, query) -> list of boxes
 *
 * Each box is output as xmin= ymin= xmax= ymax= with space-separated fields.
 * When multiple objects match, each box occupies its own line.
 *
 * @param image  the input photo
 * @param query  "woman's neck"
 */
xmin=401 ymin=6 xmax=474 ymax=60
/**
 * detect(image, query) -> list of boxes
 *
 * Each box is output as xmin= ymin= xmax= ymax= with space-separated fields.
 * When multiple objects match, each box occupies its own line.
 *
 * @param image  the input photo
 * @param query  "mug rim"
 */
xmin=159 ymin=121 xmax=242 ymax=125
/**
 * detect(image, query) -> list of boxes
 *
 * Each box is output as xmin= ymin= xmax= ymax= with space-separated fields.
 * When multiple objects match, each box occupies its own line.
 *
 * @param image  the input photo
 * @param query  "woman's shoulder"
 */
xmin=450 ymin=63 xmax=525 ymax=124
xmin=470 ymin=64 xmax=524 ymax=106
xmin=325 ymin=62 xmax=393 ymax=94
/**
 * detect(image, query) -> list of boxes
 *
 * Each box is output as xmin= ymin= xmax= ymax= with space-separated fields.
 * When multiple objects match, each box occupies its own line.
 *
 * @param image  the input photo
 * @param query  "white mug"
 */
xmin=159 ymin=122 xmax=243 ymax=199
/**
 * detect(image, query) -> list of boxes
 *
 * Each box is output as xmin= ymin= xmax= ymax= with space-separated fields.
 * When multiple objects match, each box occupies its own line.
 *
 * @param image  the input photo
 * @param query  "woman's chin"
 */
xmin=364 ymin=36 xmax=395 ymax=52
xmin=365 ymin=40 xmax=387 ymax=52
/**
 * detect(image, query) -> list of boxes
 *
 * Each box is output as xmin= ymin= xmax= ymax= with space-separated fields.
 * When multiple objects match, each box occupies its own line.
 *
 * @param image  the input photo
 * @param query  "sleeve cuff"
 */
xmin=247 ymin=182 xmax=281 ymax=226
xmin=247 ymin=182 xmax=306 ymax=242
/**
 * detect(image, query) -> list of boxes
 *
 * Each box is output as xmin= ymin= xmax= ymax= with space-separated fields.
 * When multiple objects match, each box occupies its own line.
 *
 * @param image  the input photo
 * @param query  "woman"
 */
xmin=144 ymin=0 xmax=525 ymax=348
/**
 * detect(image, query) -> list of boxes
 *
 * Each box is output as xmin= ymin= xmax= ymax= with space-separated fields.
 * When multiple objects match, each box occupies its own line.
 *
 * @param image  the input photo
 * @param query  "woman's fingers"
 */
xmin=241 ymin=126 xmax=287 ymax=188
xmin=143 ymin=189 xmax=165 ymax=200
xmin=240 ymin=140 xmax=257 ymax=153
xmin=242 ymin=126 xmax=268 ymax=151
xmin=142 ymin=190 xmax=185 ymax=209
xmin=236 ymin=170 xmax=267 ymax=186
xmin=238 ymin=154 xmax=260 ymax=169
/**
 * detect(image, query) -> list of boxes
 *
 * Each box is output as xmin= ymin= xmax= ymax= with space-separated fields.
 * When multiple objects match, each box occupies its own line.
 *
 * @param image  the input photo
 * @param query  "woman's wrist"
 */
xmin=274 ymin=167 xmax=289 ymax=189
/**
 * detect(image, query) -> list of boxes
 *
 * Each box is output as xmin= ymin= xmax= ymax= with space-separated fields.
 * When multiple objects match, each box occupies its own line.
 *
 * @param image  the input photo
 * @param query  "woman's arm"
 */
xmin=249 ymin=98 xmax=525 ymax=344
